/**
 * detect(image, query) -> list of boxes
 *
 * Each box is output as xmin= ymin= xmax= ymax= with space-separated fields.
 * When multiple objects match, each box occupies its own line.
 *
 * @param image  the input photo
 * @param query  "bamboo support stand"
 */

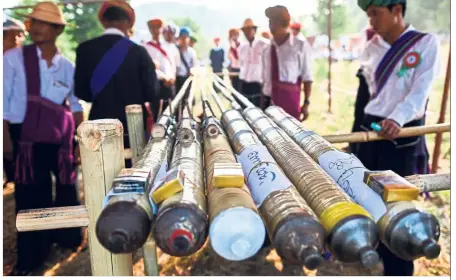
xmin=126 ymin=105 xmax=146 ymax=164
xmin=323 ymin=123 xmax=450 ymax=144
xmin=77 ymin=119 xmax=133 ymax=276
xmin=431 ymin=50 xmax=451 ymax=173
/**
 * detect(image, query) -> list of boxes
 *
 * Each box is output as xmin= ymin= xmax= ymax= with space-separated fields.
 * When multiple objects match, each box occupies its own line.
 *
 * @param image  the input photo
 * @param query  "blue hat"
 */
xmin=179 ymin=26 xmax=192 ymax=37
xmin=3 ymin=18 xmax=25 ymax=31
xmin=358 ymin=0 xmax=406 ymax=11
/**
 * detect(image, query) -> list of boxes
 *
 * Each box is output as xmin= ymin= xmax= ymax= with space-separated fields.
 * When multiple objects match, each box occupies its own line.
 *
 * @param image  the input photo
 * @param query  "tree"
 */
xmin=62 ymin=2 xmax=103 ymax=44
xmin=312 ymin=0 xmax=351 ymax=38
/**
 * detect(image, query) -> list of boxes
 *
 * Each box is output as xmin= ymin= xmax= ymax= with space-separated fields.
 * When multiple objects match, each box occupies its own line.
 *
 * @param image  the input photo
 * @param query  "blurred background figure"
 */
xmin=176 ymin=26 xmax=198 ymax=100
xmin=238 ymin=18 xmax=269 ymax=107
xmin=3 ymin=18 xmax=26 ymax=54
xmin=209 ymin=37 xmax=224 ymax=74
xmin=227 ymin=28 xmax=241 ymax=91
xmin=3 ymin=17 xmax=26 ymax=189
xmin=189 ymin=34 xmax=198 ymax=48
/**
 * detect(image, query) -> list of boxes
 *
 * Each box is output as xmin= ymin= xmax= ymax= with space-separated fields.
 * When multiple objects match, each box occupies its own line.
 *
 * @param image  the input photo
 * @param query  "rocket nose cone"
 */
xmin=423 ymin=240 xmax=441 ymax=259
xmin=360 ymin=247 xmax=380 ymax=269
xmin=108 ymin=230 xmax=129 ymax=253
xmin=303 ymin=251 xmax=324 ymax=270
xmin=172 ymin=235 xmax=191 ymax=253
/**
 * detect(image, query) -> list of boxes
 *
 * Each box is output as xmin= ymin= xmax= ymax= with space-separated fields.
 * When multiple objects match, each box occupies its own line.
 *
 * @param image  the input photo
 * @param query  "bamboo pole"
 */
xmin=143 ymin=234 xmax=159 ymax=276
xmin=125 ymin=105 xmax=146 ymax=165
xmin=431 ymin=50 xmax=451 ymax=173
xmin=327 ymin=0 xmax=333 ymax=113
xmin=16 ymin=206 xmax=88 ymax=232
xmin=323 ymin=123 xmax=450 ymax=144
xmin=77 ymin=119 xmax=133 ymax=276
xmin=405 ymin=173 xmax=451 ymax=193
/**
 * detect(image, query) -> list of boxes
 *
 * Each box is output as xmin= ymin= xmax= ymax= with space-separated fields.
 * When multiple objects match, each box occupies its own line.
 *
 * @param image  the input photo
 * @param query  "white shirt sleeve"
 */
xmin=67 ymin=64 xmax=84 ymax=113
xmin=388 ymin=35 xmax=441 ymax=126
xmin=3 ymin=53 xmax=15 ymax=121
xmin=301 ymin=42 xmax=313 ymax=82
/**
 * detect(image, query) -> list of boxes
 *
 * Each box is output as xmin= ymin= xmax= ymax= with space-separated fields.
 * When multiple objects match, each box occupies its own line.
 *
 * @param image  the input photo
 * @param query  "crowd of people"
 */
xmin=3 ymin=0 xmax=440 ymax=276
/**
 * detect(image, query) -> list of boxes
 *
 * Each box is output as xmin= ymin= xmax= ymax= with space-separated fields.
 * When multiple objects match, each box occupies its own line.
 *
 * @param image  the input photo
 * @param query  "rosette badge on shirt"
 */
xmin=397 ymin=52 xmax=422 ymax=78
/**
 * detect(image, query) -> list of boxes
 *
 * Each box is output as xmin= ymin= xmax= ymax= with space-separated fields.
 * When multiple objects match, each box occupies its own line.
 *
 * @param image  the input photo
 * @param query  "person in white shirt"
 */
xmin=262 ymin=6 xmax=313 ymax=120
xmin=162 ymin=22 xmax=181 ymax=82
xmin=238 ymin=18 xmax=269 ymax=108
xmin=356 ymin=0 xmax=440 ymax=276
xmin=3 ymin=18 xmax=26 ymax=54
xmin=227 ymin=28 xmax=241 ymax=91
xmin=143 ymin=18 xmax=174 ymax=119
xmin=176 ymin=26 xmax=198 ymax=99
xmin=4 ymin=2 xmax=83 ymax=275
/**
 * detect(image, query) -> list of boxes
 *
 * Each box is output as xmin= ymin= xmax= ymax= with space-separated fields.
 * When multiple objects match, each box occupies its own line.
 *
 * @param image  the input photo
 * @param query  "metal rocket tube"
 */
xmin=265 ymin=105 xmax=441 ymax=261
xmin=218 ymin=108 xmax=325 ymax=270
xmin=243 ymin=107 xmax=379 ymax=268
xmin=152 ymin=89 xmax=208 ymax=256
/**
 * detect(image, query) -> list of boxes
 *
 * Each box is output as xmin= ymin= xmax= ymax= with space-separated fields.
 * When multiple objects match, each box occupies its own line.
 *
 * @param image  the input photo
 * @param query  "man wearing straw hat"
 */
xmin=3 ymin=18 xmax=26 ymax=53
xmin=238 ymin=18 xmax=269 ymax=108
xmin=356 ymin=0 xmax=440 ymax=275
xmin=143 ymin=18 xmax=175 ymax=121
xmin=262 ymin=5 xmax=313 ymax=121
xmin=3 ymin=2 xmax=83 ymax=275
xmin=74 ymin=0 xmax=158 ymax=168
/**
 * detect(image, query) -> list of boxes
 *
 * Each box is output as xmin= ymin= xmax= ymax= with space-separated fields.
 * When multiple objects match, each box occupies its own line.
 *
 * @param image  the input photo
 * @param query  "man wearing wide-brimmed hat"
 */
xmin=3 ymin=18 xmax=26 ymax=53
xmin=355 ymin=0 xmax=440 ymax=275
xmin=262 ymin=5 xmax=313 ymax=120
xmin=143 ymin=18 xmax=175 ymax=121
xmin=3 ymin=2 xmax=84 ymax=275
xmin=74 ymin=0 xmax=158 ymax=168
xmin=238 ymin=18 xmax=269 ymax=108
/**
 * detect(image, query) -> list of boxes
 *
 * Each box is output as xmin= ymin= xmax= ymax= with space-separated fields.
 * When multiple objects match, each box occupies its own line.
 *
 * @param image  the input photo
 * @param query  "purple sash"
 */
xmin=270 ymin=44 xmax=302 ymax=119
xmin=373 ymin=30 xmax=426 ymax=99
xmin=16 ymin=45 xmax=76 ymax=185
xmin=90 ymin=37 xmax=134 ymax=100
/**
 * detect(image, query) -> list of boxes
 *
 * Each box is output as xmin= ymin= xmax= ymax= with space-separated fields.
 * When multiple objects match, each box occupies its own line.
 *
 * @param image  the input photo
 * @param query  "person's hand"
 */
xmin=378 ymin=119 xmax=401 ymax=140
xmin=164 ymin=79 xmax=174 ymax=87
xmin=300 ymin=104 xmax=309 ymax=121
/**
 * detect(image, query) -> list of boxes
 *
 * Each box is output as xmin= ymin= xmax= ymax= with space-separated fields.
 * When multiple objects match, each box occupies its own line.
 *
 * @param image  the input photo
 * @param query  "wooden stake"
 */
xmin=327 ymin=0 xmax=333 ymax=114
xmin=143 ymin=234 xmax=159 ymax=276
xmin=77 ymin=119 xmax=133 ymax=276
xmin=431 ymin=50 xmax=451 ymax=173
xmin=126 ymin=105 xmax=146 ymax=165
xmin=323 ymin=123 xmax=450 ymax=144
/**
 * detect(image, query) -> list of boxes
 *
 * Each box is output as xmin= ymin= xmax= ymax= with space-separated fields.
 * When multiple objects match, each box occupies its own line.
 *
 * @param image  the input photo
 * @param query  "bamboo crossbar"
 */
xmin=323 ymin=123 xmax=450 ymax=144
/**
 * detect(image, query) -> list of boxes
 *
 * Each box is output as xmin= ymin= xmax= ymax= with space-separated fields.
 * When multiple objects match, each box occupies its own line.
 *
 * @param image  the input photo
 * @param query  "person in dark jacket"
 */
xmin=74 ymin=1 xmax=158 ymax=167
xmin=209 ymin=37 xmax=224 ymax=74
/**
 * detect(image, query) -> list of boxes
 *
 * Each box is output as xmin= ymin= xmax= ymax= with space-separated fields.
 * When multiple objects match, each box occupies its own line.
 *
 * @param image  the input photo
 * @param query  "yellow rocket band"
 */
xmin=320 ymin=202 xmax=372 ymax=233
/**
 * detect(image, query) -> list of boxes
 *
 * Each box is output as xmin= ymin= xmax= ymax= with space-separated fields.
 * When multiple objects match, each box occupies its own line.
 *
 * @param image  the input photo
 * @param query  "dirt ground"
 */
xmin=3 ymin=169 xmax=450 ymax=276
